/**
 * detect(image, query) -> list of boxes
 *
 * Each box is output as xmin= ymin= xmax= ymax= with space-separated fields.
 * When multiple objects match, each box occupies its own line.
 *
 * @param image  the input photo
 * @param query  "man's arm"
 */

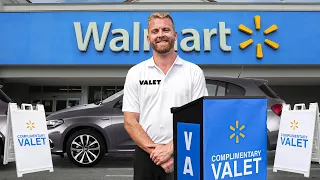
xmin=124 ymin=112 xmax=155 ymax=154
xmin=122 ymin=67 xmax=156 ymax=154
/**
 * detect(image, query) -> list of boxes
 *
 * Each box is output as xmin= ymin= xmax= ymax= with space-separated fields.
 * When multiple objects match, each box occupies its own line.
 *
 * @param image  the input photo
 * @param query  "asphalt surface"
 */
xmin=0 ymin=151 xmax=320 ymax=180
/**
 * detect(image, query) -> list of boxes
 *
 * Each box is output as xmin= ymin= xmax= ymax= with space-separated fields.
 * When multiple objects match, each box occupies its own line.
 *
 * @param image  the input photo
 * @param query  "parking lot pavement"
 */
xmin=0 ymin=155 xmax=134 ymax=180
xmin=0 ymin=151 xmax=320 ymax=180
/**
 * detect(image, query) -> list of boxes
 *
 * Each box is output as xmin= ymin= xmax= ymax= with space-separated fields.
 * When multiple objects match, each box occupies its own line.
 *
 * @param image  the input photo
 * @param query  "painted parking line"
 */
xmin=105 ymin=175 xmax=133 ymax=177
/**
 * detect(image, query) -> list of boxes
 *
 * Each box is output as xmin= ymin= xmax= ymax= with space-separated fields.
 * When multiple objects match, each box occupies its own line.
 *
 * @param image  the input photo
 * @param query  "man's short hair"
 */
xmin=148 ymin=12 xmax=175 ymax=30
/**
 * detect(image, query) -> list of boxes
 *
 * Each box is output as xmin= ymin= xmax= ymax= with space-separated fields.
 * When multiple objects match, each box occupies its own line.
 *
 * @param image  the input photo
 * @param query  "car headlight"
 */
xmin=46 ymin=119 xmax=64 ymax=129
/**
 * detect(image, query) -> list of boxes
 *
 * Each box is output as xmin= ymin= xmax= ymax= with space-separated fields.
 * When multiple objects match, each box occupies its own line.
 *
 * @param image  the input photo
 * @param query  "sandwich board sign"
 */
xmin=312 ymin=110 xmax=320 ymax=163
xmin=273 ymin=102 xmax=320 ymax=178
xmin=3 ymin=103 xmax=54 ymax=178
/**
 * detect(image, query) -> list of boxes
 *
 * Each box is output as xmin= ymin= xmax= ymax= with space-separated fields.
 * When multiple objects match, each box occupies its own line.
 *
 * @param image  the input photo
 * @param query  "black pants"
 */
xmin=133 ymin=146 xmax=174 ymax=180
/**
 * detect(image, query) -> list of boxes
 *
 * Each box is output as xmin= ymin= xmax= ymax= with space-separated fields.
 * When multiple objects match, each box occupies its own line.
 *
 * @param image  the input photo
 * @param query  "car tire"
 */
xmin=267 ymin=136 xmax=271 ymax=151
xmin=0 ymin=141 xmax=2 ymax=157
xmin=0 ymin=138 xmax=3 ymax=157
xmin=66 ymin=128 xmax=106 ymax=167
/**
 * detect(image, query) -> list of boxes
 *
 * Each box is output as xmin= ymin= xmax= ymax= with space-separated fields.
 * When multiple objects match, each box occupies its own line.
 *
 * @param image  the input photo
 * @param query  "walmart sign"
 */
xmin=74 ymin=21 xmax=232 ymax=53
xmin=1 ymin=11 xmax=320 ymax=64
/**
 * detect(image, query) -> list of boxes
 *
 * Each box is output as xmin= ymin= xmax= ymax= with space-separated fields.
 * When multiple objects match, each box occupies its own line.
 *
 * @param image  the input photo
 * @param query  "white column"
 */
xmin=81 ymin=86 xmax=88 ymax=104
xmin=0 ymin=0 xmax=3 ymax=11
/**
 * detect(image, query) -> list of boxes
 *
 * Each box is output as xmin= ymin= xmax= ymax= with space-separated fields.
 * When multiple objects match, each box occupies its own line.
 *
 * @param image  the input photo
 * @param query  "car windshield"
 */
xmin=101 ymin=90 xmax=124 ymax=104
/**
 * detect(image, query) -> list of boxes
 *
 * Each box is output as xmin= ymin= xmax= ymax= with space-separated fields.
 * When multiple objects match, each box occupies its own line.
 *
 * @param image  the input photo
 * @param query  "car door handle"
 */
xmin=102 ymin=117 xmax=109 ymax=120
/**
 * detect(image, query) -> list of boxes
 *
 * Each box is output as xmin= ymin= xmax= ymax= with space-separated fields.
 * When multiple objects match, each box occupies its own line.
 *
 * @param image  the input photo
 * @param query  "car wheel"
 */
xmin=66 ymin=129 xmax=106 ymax=167
xmin=0 ymin=138 xmax=3 ymax=157
xmin=0 ymin=141 xmax=2 ymax=157
xmin=267 ymin=136 xmax=271 ymax=151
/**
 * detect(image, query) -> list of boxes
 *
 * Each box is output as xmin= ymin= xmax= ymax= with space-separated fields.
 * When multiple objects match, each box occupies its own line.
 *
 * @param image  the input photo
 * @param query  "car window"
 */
xmin=206 ymin=80 xmax=245 ymax=96
xmin=217 ymin=86 xmax=226 ymax=96
xmin=226 ymin=83 xmax=246 ymax=96
xmin=206 ymin=84 xmax=218 ymax=96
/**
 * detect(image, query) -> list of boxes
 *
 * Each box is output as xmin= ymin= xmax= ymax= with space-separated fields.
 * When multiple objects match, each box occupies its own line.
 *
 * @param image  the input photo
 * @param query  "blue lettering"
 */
xmin=292 ymin=138 xmax=297 ymax=147
xmin=18 ymin=139 xmax=24 ymax=146
xmin=17 ymin=138 xmax=47 ymax=146
xmin=281 ymin=137 xmax=285 ymax=145
xmin=304 ymin=139 xmax=308 ymax=148
xmin=24 ymin=139 xmax=30 ymax=146
xmin=41 ymin=137 xmax=46 ymax=145
xmin=297 ymin=139 xmax=302 ymax=147
xmin=36 ymin=138 xmax=41 ymax=145
xmin=31 ymin=138 xmax=36 ymax=146
xmin=280 ymin=137 xmax=308 ymax=148
xmin=285 ymin=138 xmax=290 ymax=146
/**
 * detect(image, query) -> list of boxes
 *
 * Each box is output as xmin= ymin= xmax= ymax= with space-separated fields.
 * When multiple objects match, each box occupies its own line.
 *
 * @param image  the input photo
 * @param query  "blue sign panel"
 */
xmin=203 ymin=98 xmax=267 ymax=180
xmin=1 ymin=11 xmax=320 ymax=64
xmin=177 ymin=122 xmax=200 ymax=180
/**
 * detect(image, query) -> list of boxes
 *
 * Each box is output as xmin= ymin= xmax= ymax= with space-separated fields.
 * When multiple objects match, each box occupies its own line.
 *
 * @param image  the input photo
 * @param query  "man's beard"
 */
xmin=151 ymin=37 xmax=175 ymax=54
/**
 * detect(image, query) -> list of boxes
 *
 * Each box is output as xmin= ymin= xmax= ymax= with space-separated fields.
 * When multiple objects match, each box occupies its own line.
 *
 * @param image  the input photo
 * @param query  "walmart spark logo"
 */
xmin=238 ymin=15 xmax=279 ymax=59
xmin=26 ymin=120 xmax=35 ymax=130
xmin=229 ymin=120 xmax=246 ymax=144
xmin=290 ymin=120 xmax=299 ymax=130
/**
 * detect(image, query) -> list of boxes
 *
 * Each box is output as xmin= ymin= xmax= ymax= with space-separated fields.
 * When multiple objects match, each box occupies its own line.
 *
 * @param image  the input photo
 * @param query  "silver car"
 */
xmin=0 ymin=87 xmax=14 ymax=159
xmin=45 ymin=77 xmax=285 ymax=167
xmin=0 ymin=77 xmax=285 ymax=167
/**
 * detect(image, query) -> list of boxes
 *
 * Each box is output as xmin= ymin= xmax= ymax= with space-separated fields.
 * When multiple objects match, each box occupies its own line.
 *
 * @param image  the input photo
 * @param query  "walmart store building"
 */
xmin=1 ymin=1 xmax=320 ymax=114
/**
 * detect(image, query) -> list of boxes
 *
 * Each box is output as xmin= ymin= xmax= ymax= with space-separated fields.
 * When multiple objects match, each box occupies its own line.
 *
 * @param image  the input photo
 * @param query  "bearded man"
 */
xmin=122 ymin=12 xmax=208 ymax=180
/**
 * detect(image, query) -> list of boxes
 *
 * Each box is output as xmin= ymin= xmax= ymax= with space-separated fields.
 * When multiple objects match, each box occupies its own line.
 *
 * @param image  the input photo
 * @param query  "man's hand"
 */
xmin=148 ymin=141 xmax=173 ymax=165
xmin=160 ymin=157 xmax=174 ymax=173
xmin=124 ymin=112 xmax=155 ymax=154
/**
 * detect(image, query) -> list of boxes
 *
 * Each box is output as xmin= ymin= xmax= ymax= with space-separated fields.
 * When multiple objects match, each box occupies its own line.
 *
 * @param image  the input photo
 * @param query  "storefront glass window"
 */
xmin=88 ymin=86 xmax=124 ymax=104
xmin=103 ymin=86 xmax=116 ymax=100
xmin=88 ymin=86 xmax=102 ymax=104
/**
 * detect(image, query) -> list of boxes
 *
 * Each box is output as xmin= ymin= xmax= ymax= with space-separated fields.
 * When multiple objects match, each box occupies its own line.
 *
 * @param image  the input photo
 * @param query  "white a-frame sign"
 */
xmin=273 ymin=102 xmax=320 ymax=178
xmin=3 ymin=103 xmax=53 ymax=178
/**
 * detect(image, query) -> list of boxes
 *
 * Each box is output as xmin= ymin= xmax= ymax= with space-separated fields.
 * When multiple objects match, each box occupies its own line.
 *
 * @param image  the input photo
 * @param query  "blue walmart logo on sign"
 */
xmin=280 ymin=119 xmax=308 ymax=148
xmin=238 ymin=15 xmax=279 ymax=59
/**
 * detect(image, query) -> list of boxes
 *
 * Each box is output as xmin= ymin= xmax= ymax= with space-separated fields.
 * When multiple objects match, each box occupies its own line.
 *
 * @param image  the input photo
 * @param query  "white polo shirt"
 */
xmin=122 ymin=55 xmax=208 ymax=144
